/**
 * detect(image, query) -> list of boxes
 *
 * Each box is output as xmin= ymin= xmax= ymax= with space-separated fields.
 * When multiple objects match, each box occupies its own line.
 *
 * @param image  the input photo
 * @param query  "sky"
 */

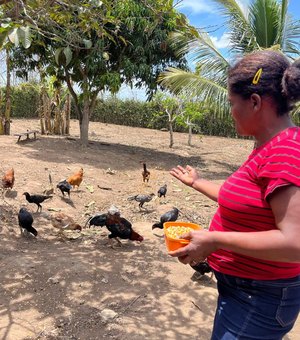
xmin=176 ymin=0 xmax=300 ymax=51
xmin=118 ymin=0 xmax=300 ymax=101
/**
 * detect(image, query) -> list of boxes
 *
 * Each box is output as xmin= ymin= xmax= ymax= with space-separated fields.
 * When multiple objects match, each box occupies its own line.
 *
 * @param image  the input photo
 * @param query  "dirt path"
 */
xmin=0 ymin=119 xmax=299 ymax=339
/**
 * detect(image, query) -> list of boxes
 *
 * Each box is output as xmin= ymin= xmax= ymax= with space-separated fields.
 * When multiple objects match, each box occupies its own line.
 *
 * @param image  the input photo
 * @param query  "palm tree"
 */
xmin=158 ymin=0 xmax=300 ymax=118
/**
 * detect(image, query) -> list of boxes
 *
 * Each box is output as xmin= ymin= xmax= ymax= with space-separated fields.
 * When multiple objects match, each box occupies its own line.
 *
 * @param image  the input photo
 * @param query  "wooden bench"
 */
xmin=14 ymin=130 xmax=39 ymax=143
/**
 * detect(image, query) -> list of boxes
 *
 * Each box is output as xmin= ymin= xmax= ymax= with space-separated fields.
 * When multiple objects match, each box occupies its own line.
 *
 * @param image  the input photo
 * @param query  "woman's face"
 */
xmin=228 ymin=91 xmax=256 ymax=136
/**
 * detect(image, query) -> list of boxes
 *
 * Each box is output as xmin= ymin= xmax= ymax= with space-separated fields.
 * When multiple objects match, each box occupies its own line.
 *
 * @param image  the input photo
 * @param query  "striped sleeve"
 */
xmin=257 ymin=138 xmax=300 ymax=200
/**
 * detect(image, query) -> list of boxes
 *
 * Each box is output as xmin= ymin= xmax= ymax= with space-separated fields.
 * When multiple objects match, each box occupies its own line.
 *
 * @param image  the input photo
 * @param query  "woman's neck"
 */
xmin=254 ymin=115 xmax=295 ymax=148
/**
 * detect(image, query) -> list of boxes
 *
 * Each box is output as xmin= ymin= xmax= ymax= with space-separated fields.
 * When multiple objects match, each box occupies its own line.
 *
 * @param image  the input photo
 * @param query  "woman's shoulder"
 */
xmin=264 ymin=127 xmax=300 ymax=151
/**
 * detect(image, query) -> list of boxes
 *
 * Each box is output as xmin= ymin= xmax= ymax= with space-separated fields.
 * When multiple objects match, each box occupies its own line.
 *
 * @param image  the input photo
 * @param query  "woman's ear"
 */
xmin=250 ymin=93 xmax=262 ymax=112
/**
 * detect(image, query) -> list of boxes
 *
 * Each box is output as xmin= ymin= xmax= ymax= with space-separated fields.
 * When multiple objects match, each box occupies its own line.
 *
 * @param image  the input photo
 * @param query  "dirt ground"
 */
xmin=0 ymin=119 xmax=299 ymax=340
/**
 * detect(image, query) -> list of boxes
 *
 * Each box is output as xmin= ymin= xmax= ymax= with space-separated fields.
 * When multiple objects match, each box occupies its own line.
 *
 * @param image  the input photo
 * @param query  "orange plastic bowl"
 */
xmin=164 ymin=221 xmax=201 ymax=251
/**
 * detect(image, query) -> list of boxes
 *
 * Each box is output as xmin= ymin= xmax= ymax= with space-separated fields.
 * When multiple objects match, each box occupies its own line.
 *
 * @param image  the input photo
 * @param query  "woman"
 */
xmin=170 ymin=50 xmax=300 ymax=339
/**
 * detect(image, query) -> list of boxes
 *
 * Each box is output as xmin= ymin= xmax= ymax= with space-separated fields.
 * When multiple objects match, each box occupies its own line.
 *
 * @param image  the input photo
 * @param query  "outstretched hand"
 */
xmin=170 ymin=165 xmax=199 ymax=187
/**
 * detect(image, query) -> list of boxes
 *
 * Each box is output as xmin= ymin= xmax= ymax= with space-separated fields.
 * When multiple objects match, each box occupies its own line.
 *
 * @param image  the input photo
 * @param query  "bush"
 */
xmin=91 ymin=97 xmax=166 ymax=129
xmin=6 ymin=83 xmax=299 ymax=138
xmin=7 ymin=83 xmax=40 ymax=118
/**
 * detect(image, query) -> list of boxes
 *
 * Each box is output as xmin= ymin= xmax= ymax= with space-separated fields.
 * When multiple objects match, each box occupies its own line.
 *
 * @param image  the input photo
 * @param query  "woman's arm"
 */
xmin=170 ymin=165 xmax=221 ymax=202
xmin=169 ymin=185 xmax=300 ymax=264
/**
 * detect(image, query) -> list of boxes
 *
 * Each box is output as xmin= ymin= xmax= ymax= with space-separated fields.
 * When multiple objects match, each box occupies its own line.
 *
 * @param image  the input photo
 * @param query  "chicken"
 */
xmin=142 ymin=163 xmax=150 ymax=183
xmin=85 ymin=213 xmax=107 ymax=228
xmin=43 ymin=173 xmax=54 ymax=196
xmin=57 ymin=179 xmax=72 ymax=198
xmin=127 ymin=193 xmax=155 ymax=209
xmin=190 ymin=261 xmax=214 ymax=281
xmin=86 ymin=206 xmax=144 ymax=247
xmin=2 ymin=168 xmax=15 ymax=189
xmin=157 ymin=184 xmax=167 ymax=198
xmin=50 ymin=212 xmax=82 ymax=238
xmin=190 ymin=261 xmax=212 ymax=275
xmin=152 ymin=207 xmax=179 ymax=230
xmin=23 ymin=192 xmax=52 ymax=212
xmin=67 ymin=167 xmax=83 ymax=189
xmin=18 ymin=207 xmax=37 ymax=237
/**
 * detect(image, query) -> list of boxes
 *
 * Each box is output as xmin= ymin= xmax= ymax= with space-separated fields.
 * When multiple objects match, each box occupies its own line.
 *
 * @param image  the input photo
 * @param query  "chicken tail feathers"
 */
xmin=26 ymin=225 xmax=38 ymax=237
xmin=85 ymin=216 xmax=94 ymax=228
xmin=127 ymin=195 xmax=137 ymax=201
xmin=85 ymin=214 xmax=107 ymax=228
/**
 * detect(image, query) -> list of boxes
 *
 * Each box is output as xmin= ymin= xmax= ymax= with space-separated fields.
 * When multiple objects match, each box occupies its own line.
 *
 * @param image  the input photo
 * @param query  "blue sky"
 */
xmin=176 ymin=0 xmax=300 ymax=50
xmin=117 ymin=0 xmax=300 ymax=100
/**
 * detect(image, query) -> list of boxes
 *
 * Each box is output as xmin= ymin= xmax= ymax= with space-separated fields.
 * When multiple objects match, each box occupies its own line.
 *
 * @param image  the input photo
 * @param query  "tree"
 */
xmin=7 ymin=0 xmax=190 ymax=145
xmin=158 ymin=0 xmax=300 ymax=118
xmin=152 ymin=92 xmax=183 ymax=148
xmin=38 ymin=75 xmax=70 ymax=135
xmin=0 ymin=0 xmax=34 ymax=134
xmin=177 ymin=101 xmax=205 ymax=146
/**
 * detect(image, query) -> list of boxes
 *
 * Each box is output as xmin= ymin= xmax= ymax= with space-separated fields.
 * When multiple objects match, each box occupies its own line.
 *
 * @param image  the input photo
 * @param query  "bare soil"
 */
xmin=0 ymin=119 xmax=299 ymax=340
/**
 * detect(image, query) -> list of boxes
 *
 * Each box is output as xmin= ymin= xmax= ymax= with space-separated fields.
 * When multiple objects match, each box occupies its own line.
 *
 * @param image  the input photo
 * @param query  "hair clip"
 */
xmin=252 ymin=68 xmax=262 ymax=85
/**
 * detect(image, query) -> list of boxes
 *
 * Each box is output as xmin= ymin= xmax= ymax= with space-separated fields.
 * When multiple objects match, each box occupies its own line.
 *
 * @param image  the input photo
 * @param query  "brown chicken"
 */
xmin=142 ymin=163 xmax=150 ymax=183
xmin=43 ymin=173 xmax=54 ymax=196
xmin=67 ymin=167 xmax=83 ymax=189
xmin=2 ymin=168 xmax=15 ymax=189
xmin=50 ymin=212 xmax=82 ymax=238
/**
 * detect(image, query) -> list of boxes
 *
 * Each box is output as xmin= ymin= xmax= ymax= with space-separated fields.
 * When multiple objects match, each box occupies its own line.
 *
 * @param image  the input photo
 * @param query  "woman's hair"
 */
xmin=228 ymin=50 xmax=300 ymax=115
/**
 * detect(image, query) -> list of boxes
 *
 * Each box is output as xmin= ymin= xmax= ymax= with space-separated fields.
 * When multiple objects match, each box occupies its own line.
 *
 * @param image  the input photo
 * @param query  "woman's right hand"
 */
xmin=170 ymin=165 xmax=199 ymax=187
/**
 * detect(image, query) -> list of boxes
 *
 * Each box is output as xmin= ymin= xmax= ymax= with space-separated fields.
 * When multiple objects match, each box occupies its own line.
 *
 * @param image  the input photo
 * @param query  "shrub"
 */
xmin=9 ymin=83 xmax=40 ymax=118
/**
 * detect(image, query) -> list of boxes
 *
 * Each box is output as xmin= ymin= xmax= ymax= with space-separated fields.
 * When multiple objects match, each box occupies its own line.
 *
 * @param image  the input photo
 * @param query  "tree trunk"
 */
xmin=53 ymin=91 xmax=61 ymax=135
xmin=42 ymin=89 xmax=52 ymax=134
xmin=188 ymin=125 xmax=192 ymax=146
xmin=0 ymin=88 xmax=4 ymax=134
xmin=168 ymin=120 xmax=174 ymax=148
xmin=4 ymin=48 xmax=11 ymax=135
xmin=80 ymin=100 xmax=90 ymax=145
xmin=65 ymin=93 xmax=70 ymax=135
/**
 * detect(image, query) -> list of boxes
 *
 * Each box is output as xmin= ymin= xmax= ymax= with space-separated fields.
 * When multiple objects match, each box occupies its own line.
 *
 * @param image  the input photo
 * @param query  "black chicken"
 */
xmin=190 ymin=261 xmax=212 ymax=275
xmin=57 ymin=179 xmax=72 ymax=198
xmin=18 ymin=207 xmax=37 ymax=237
xmin=152 ymin=207 xmax=179 ymax=230
xmin=85 ymin=213 xmax=107 ymax=228
xmin=190 ymin=261 xmax=214 ymax=281
xmin=86 ymin=208 xmax=143 ymax=247
xmin=23 ymin=192 xmax=52 ymax=212
xmin=157 ymin=184 xmax=167 ymax=198
xmin=127 ymin=193 xmax=155 ymax=209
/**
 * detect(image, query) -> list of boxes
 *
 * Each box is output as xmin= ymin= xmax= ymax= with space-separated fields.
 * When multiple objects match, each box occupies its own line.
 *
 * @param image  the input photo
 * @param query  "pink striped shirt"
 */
xmin=208 ymin=127 xmax=300 ymax=280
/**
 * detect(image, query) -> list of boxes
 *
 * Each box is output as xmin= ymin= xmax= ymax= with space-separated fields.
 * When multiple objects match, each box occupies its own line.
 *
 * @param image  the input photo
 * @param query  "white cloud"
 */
xmin=211 ymin=32 xmax=231 ymax=49
xmin=177 ymin=0 xmax=216 ymax=14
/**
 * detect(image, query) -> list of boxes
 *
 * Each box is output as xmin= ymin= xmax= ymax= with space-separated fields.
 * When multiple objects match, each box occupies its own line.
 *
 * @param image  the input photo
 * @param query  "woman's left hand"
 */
xmin=168 ymin=230 xmax=217 ymax=265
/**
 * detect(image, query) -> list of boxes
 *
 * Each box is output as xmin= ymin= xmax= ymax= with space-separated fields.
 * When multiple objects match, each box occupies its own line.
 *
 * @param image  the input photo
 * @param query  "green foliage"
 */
xmin=0 ymin=82 xmax=40 ymax=118
xmin=6 ymin=0 xmax=190 ymax=143
xmin=91 ymin=97 xmax=163 ymax=129
xmin=5 ymin=86 xmax=300 ymax=137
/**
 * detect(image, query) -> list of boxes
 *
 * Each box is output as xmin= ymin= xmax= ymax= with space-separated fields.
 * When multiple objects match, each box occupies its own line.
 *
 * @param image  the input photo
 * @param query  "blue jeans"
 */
xmin=211 ymin=271 xmax=300 ymax=340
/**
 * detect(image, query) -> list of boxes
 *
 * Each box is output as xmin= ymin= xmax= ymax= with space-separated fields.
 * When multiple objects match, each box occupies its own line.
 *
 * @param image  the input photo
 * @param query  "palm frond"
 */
xmin=281 ymin=16 xmax=300 ymax=56
xmin=211 ymin=0 xmax=259 ymax=54
xmin=169 ymin=31 xmax=229 ymax=85
xmin=158 ymin=67 xmax=229 ymax=117
xmin=250 ymin=0 xmax=281 ymax=48
xmin=159 ymin=0 xmax=300 ymax=123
